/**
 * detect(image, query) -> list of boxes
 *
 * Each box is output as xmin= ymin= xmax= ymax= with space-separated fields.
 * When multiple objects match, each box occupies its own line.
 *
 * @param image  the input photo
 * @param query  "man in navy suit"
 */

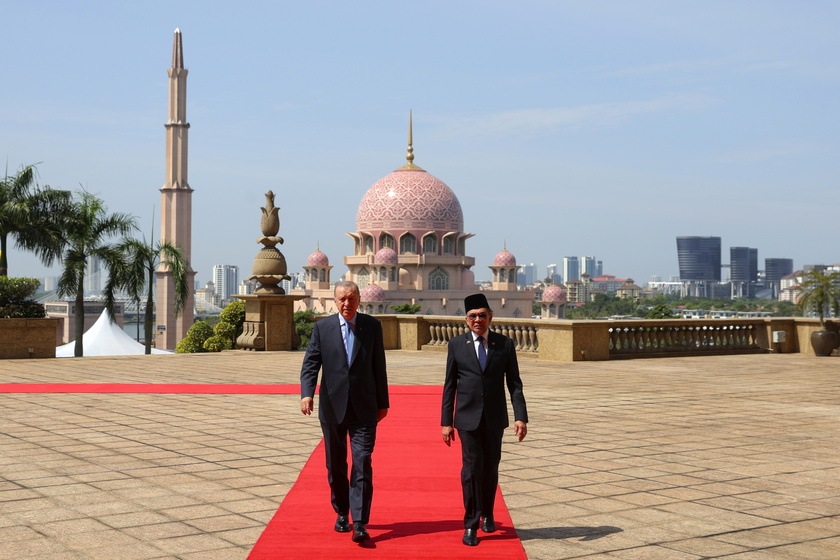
xmin=441 ymin=293 xmax=528 ymax=547
xmin=300 ymin=281 xmax=389 ymax=543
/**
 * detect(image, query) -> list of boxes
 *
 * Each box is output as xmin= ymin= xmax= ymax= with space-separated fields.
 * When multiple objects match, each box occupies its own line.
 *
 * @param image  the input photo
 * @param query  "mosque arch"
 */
xmin=422 ymin=233 xmax=437 ymax=255
xmin=399 ymin=233 xmax=417 ymax=254
xmin=429 ymin=267 xmax=449 ymax=290
xmin=379 ymin=233 xmax=395 ymax=250
xmin=357 ymin=267 xmax=370 ymax=289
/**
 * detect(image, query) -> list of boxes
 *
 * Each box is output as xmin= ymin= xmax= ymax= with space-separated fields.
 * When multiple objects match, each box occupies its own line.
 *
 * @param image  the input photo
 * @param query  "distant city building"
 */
xmin=84 ymin=256 xmax=102 ymax=295
xmin=212 ymin=264 xmax=238 ymax=307
xmin=764 ymin=258 xmax=793 ymax=299
xmin=677 ymin=236 xmax=721 ymax=297
xmin=730 ymin=246 xmax=758 ymax=299
xmin=518 ymin=262 xmax=537 ymax=286
xmin=582 ymin=256 xmax=598 ymax=277
xmin=563 ymin=256 xmax=580 ymax=283
xmin=195 ymin=281 xmax=220 ymax=311
xmin=41 ymin=276 xmax=58 ymax=292
xmin=237 ymin=279 xmax=258 ymax=296
xmin=546 ymin=264 xmax=562 ymax=284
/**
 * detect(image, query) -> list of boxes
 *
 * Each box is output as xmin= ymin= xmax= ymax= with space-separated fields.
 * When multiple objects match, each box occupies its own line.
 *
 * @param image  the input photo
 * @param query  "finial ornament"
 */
xmin=397 ymin=110 xmax=423 ymax=171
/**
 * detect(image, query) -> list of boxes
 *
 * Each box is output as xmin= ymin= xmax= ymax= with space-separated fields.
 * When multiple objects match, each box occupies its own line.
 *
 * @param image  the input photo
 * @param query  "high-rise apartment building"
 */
xmin=730 ymin=246 xmax=758 ymax=298
xmin=546 ymin=264 xmax=562 ymax=284
xmin=563 ymin=256 xmax=580 ymax=283
xmin=765 ymin=258 xmax=794 ymax=299
xmin=84 ymin=256 xmax=102 ymax=295
xmin=582 ymin=256 xmax=599 ymax=277
xmin=676 ymin=236 xmax=721 ymax=282
xmin=212 ymin=265 xmax=238 ymax=307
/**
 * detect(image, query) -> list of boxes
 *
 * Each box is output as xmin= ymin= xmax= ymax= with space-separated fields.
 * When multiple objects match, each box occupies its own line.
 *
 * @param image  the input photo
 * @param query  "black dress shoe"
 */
xmin=462 ymin=528 xmax=478 ymax=546
xmin=352 ymin=522 xmax=370 ymax=542
xmin=334 ymin=514 xmax=351 ymax=533
xmin=481 ymin=516 xmax=496 ymax=533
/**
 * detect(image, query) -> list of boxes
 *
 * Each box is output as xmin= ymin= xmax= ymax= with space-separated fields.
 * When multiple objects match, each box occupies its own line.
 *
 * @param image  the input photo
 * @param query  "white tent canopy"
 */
xmin=56 ymin=309 xmax=173 ymax=357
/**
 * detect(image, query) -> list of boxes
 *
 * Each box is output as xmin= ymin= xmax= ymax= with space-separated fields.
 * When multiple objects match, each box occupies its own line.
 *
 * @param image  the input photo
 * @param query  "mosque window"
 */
xmin=389 ymin=267 xmax=396 ymax=282
xmin=380 ymin=233 xmax=395 ymax=250
xmin=458 ymin=237 xmax=466 ymax=255
xmin=364 ymin=236 xmax=374 ymax=254
xmin=379 ymin=267 xmax=387 ymax=281
xmin=400 ymin=233 xmax=417 ymax=254
xmin=310 ymin=269 xmax=318 ymax=282
xmin=500 ymin=269 xmax=507 ymax=283
xmin=377 ymin=304 xmax=384 ymax=314
xmin=429 ymin=267 xmax=449 ymax=290
xmin=422 ymin=234 xmax=437 ymax=254
xmin=319 ymin=269 xmax=326 ymax=282
xmin=443 ymin=237 xmax=454 ymax=254
xmin=357 ymin=268 xmax=370 ymax=289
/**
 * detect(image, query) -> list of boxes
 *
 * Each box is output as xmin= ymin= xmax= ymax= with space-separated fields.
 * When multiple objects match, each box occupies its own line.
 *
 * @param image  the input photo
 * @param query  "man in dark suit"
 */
xmin=441 ymin=293 xmax=528 ymax=547
xmin=300 ymin=281 xmax=389 ymax=543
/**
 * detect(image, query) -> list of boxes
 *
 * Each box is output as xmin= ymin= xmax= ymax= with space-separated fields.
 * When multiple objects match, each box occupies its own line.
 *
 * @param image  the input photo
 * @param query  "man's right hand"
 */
xmin=300 ymin=397 xmax=313 ymax=415
xmin=441 ymin=425 xmax=455 ymax=447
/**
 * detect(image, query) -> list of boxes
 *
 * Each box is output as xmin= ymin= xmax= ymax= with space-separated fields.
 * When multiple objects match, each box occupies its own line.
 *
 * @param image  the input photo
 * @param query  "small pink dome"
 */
xmin=494 ymin=249 xmax=517 ymax=266
xmin=360 ymin=284 xmax=386 ymax=301
xmin=307 ymin=250 xmax=329 ymax=266
xmin=374 ymin=247 xmax=398 ymax=264
xmin=542 ymin=285 xmax=566 ymax=302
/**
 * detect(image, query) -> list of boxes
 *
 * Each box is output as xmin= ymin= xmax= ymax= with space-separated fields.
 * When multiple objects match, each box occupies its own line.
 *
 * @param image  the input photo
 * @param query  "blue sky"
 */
xmin=3 ymin=1 xmax=838 ymax=287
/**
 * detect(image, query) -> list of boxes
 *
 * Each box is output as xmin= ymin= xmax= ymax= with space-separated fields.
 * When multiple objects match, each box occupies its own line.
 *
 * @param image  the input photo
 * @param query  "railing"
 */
xmin=375 ymin=315 xmax=835 ymax=361
xmin=422 ymin=317 xmax=539 ymax=353
xmin=607 ymin=320 xmax=763 ymax=358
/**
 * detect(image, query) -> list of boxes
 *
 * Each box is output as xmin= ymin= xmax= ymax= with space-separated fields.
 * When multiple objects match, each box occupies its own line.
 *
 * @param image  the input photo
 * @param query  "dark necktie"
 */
xmin=477 ymin=335 xmax=487 ymax=369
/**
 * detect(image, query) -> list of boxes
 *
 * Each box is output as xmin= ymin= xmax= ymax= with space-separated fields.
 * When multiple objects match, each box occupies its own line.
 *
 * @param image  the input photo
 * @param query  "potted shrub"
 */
xmin=795 ymin=269 xmax=840 ymax=356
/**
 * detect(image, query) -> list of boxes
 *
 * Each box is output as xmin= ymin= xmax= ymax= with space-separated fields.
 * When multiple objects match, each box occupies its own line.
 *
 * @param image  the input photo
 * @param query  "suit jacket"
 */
xmin=441 ymin=329 xmax=528 ymax=432
xmin=300 ymin=312 xmax=389 ymax=425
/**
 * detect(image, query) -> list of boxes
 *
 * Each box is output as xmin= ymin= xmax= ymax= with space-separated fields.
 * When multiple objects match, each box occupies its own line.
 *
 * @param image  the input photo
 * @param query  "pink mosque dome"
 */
xmin=542 ymin=285 xmax=567 ymax=303
xmin=374 ymin=247 xmax=398 ymax=264
xmin=356 ymin=168 xmax=463 ymax=234
xmin=307 ymin=249 xmax=329 ymax=266
xmin=493 ymin=249 xmax=517 ymax=266
xmin=360 ymin=284 xmax=386 ymax=301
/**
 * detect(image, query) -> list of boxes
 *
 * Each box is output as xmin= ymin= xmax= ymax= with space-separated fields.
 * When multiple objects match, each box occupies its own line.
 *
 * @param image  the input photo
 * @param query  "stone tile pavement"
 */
xmin=0 ymin=351 xmax=838 ymax=559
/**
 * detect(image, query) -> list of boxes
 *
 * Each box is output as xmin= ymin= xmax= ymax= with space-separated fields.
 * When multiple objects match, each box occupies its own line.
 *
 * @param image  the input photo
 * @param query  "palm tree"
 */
xmin=796 ymin=268 xmax=840 ymax=329
xmin=0 ymin=164 xmax=71 ymax=277
xmin=105 ymin=237 xmax=189 ymax=354
xmin=51 ymin=191 xmax=137 ymax=357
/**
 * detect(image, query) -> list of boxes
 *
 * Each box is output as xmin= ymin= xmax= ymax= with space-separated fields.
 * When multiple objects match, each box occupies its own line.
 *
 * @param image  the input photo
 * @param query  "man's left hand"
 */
xmin=514 ymin=420 xmax=527 ymax=442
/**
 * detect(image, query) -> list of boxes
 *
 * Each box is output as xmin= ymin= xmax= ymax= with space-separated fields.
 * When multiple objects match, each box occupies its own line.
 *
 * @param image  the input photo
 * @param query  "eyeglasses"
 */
xmin=467 ymin=313 xmax=488 ymax=320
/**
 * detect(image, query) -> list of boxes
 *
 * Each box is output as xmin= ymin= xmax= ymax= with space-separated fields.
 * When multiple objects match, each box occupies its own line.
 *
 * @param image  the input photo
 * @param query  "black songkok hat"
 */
xmin=464 ymin=293 xmax=490 ymax=312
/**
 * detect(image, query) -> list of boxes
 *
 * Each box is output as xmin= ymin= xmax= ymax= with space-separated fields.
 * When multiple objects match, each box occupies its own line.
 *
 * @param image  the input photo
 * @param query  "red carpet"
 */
xmin=248 ymin=387 xmax=527 ymax=559
xmin=0 ymin=384 xmax=300 ymax=394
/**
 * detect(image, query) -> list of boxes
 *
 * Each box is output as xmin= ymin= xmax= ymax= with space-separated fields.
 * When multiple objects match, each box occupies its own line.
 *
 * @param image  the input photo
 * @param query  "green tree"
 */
xmin=105 ymin=237 xmax=189 ymax=354
xmin=294 ymin=309 xmax=318 ymax=350
xmin=0 ymin=277 xmax=45 ymax=318
xmin=0 ymin=164 xmax=71 ymax=277
xmin=795 ymin=269 xmax=840 ymax=329
xmin=645 ymin=303 xmax=675 ymax=319
xmin=51 ymin=191 xmax=137 ymax=357
xmin=175 ymin=320 xmax=214 ymax=353
xmin=390 ymin=303 xmax=421 ymax=314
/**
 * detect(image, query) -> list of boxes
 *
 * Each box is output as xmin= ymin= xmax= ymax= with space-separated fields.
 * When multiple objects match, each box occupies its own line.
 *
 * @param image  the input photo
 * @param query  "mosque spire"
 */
xmin=172 ymin=28 xmax=184 ymax=69
xmin=397 ymin=110 xmax=424 ymax=171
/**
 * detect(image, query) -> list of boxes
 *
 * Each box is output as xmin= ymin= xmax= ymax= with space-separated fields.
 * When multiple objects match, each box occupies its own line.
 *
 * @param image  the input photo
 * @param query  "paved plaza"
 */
xmin=0 ymin=350 xmax=838 ymax=559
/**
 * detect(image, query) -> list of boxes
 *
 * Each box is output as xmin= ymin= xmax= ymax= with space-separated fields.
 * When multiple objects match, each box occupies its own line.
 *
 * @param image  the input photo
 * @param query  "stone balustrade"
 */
xmin=374 ymin=315 xmax=838 ymax=361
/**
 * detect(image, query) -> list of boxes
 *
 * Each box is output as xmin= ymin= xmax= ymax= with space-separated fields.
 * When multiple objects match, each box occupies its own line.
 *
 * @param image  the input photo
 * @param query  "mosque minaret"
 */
xmin=155 ymin=28 xmax=196 ymax=349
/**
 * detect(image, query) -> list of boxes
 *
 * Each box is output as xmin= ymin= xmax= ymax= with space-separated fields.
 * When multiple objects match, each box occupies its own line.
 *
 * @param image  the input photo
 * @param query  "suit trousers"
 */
xmin=321 ymin=401 xmax=377 ymax=524
xmin=458 ymin=417 xmax=504 ymax=530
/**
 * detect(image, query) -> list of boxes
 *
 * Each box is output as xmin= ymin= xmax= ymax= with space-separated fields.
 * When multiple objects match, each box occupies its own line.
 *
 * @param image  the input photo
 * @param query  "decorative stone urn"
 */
xmin=249 ymin=191 xmax=291 ymax=293
xmin=236 ymin=191 xmax=307 ymax=351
